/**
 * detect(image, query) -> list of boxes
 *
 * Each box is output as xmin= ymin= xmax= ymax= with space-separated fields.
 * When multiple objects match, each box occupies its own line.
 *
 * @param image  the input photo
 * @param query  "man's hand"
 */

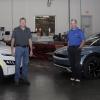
xmin=29 ymin=50 xmax=33 ymax=57
xmin=79 ymin=40 xmax=85 ymax=49
xmin=29 ymin=39 xmax=33 ymax=57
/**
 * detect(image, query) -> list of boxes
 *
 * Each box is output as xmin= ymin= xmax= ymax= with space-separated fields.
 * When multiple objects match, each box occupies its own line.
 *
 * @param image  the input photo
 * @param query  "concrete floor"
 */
xmin=0 ymin=59 xmax=100 ymax=100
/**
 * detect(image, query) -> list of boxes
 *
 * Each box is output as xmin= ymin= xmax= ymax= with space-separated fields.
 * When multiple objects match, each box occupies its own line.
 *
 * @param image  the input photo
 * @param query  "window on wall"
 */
xmin=35 ymin=16 xmax=55 ymax=36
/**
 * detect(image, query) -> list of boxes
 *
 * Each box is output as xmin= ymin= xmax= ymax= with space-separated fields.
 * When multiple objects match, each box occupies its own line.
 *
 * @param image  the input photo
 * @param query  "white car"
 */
xmin=0 ymin=41 xmax=16 ymax=78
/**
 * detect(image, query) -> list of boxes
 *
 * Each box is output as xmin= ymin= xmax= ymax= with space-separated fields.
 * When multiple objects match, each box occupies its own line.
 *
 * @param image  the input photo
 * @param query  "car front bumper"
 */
xmin=53 ymin=55 xmax=72 ymax=72
xmin=53 ymin=54 xmax=86 ymax=73
xmin=2 ymin=65 xmax=15 ymax=76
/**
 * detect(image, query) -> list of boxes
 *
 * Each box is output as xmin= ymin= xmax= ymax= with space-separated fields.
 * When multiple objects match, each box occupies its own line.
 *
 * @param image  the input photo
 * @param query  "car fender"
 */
xmin=80 ymin=55 xmax=87 ymax=66
xmin=80 ymin=52 xmax=100 ymax=66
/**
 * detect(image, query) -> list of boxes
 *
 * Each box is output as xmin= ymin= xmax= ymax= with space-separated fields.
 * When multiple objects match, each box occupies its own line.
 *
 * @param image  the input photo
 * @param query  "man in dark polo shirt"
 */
xmin=67 ymin=19 xmax=85 ymax=82
xmin=11 ymin=17 xmax=33 ymax=86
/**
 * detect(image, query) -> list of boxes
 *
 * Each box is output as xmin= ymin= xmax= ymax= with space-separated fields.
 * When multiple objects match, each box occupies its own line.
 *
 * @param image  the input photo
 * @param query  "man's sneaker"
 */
xmin=70 ymin=78 xmax=75 ymax=81
xmin=75 ymin=79 xmax=80 ymax=82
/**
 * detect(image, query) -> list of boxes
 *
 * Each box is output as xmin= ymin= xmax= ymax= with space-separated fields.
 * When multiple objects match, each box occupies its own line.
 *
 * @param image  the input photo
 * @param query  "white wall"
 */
xmin=4 ymin=0 xmax=68 ymax=34
xmin=0 ymin=0 xmax=12 ymax=31
xmin=70 ymin=0 xmax=81 ymax=27
xmin=28 ymin=0 xmax=68 ymax=34
xmin=0 ymin=0 xmax=100 ymax=34
xmin=81 ymin=0 xmax=100 ymax=34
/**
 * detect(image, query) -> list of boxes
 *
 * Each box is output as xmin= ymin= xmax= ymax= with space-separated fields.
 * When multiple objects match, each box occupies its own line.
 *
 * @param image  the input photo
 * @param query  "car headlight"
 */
xmin=4 ymin=60 xmax=15 ymax=65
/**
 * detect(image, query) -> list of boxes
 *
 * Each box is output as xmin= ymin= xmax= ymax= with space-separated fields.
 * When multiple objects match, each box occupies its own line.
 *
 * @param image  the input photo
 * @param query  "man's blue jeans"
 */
xmin=15 ymin=47 xmax=29 ymax=81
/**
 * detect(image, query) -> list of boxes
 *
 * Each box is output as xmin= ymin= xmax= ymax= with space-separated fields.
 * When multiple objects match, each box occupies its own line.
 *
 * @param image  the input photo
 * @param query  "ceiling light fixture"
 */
xmin=47 ymin=0 xmax=54 ymax=7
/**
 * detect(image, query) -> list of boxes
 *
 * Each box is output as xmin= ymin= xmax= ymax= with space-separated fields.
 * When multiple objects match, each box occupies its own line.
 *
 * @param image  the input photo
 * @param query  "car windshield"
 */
xmin=85 ymin=38 xmax=97 ymax=46
xmin=85 ymin=35 xmax=100 ymax=46
xmin=0 ymin=41 xmax=6 ymax=46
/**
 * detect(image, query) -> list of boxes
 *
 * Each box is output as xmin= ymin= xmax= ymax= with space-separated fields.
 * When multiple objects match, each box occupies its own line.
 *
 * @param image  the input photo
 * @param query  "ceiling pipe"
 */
xmin=68 ymin=0 xmax=70 ymax=30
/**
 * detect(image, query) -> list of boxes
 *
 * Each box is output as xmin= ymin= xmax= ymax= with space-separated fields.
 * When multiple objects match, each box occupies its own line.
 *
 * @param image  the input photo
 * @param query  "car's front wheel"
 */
xmin=0 ymin=66 xmax=3 ymax=81
xmin=83 ymin=56 xmax=100 ymax=79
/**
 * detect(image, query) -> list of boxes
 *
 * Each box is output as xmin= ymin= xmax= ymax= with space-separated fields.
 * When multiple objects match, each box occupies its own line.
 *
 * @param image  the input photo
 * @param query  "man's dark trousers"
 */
xmin=68 ymin=46 xmax=81 ymax=79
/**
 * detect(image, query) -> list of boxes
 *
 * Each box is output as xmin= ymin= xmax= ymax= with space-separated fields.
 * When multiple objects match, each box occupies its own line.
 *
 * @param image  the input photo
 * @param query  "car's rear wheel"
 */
xmin=83 ymin=56 xmax=100 ymax=79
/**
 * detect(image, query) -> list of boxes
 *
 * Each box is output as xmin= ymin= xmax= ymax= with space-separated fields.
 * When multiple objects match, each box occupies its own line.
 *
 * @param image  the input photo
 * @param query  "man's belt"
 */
xmin=69 ymin=45 xmax=80 ymax=48
xmin=16 ymin=45 xmax=29 ymax=48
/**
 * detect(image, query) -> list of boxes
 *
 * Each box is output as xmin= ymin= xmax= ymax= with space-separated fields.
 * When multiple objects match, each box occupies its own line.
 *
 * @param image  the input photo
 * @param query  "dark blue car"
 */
xmin=53 ymin=33 xmax=100 ymax=79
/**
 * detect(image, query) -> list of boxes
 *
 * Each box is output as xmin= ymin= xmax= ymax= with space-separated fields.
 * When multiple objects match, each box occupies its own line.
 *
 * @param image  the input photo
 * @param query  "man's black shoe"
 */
xmin=24 ymin=80 xmax=30 ymax=86
xmin=15 ymin=80 xmax=19 ymax=86
xmin=20 ymin=79 xmax=30 ymax=86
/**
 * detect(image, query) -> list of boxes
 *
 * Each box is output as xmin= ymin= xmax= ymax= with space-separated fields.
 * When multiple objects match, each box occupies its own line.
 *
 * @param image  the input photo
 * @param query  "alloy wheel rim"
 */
xmin=88 ymin=60 xmax=99 ymax=78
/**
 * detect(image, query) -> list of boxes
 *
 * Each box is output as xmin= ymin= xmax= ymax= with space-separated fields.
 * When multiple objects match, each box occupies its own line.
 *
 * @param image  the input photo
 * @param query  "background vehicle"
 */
xmin=32 ymin=41 xmax=56 ymax=59
xmin=0 ymin=41 xmax=16 ymax=78
xmin=53 ymin=33 xmax=100 ymax=79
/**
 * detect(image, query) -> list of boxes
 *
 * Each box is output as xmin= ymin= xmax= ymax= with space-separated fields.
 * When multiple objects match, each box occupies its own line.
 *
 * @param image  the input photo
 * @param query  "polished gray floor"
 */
xmin=0 ymin=59 xmax=100 ymax=100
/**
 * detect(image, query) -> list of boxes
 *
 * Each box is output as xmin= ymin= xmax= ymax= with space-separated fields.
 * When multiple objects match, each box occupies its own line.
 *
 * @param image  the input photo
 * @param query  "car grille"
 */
xmin=4 ymin=60 xmax=15 ymax=65
xmin=54 ymin=53 xmax=68 ymax=58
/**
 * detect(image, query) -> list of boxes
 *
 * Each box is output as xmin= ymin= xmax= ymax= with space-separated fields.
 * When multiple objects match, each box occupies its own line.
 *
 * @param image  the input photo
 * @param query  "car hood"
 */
xmin=54 ymin=46 xmax=68 ymax=55
xmin=0 ymin=45 xmax=12 ymax=54
xmin=81 ymin=46 xmax=97 ymax=55
xmin=54 ymin=46 xmax=94 ymax=56
xmin=0 ymin=45 xmax=15 ymax=61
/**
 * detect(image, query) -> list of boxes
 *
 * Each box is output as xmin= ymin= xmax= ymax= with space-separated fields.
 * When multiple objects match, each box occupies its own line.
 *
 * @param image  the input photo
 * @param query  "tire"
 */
xmin=83 ymin=56 xmax=100 ymax=79
xmin=0 ymin=67 xmax=4 ymax=82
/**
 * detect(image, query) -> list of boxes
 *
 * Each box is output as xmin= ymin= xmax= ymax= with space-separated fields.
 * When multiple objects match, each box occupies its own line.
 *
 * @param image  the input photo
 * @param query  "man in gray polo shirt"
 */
xmin=11 ymin=17 xmax=33 ymax=86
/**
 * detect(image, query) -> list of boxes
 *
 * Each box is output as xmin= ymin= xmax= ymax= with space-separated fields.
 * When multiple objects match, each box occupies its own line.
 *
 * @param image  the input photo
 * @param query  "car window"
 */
xmin=87 ymin=33 xmax=100 ymax=40
xmin=92 ymin=39 xmax=100 ymax=46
